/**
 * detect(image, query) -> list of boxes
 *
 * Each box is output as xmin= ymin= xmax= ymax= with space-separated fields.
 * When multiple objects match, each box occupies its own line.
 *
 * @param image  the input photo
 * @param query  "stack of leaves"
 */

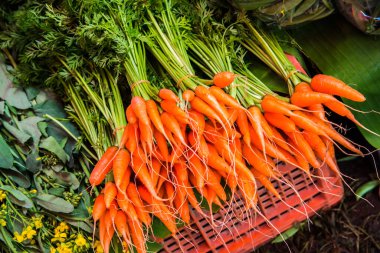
xmin=0 ymin=57 xmax=97 ymax=253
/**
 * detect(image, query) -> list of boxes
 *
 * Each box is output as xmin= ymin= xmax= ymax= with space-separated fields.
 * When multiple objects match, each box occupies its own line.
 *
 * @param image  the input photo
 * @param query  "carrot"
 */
xmin=119 ymin=125 xmax=130 ymax=149
xmin=287 ymin=138 xmax=311 ymax=175
xmin=126 ymin=105 xmax=137 ymax=124
xmin=270 ymin=126 xmax=293 ymax=153
xmin=310 ymin=74 xmax=365 ymax=102
xmin=286 ymin=131 xmax=321 ymax=168
xmin=209 ymin=86 xmax=242 ymax=109
xmin=323 ymin=100 xmax=357 ymax=123
xmin=161 ymin=112 xmax=186 ymax=145
xmin=127 ymin=183 xmax=152 ymax=226
xmin=191 ymin=97 xmax=223 ymax=123
xmin=242 ymin=142 xmax=278 ymax=178
xmin=153 ymin=128 xmax=169 ymax=161
xmin=203 ymin=122 xmax=223 ymax=143
xmin=138 ymin=120 xmax=153 ymax=153
xmin=195 ymin=86 xmax=230 ymax=125
xmin=237 ymin=112 xmax=251 ymax=145
xmin=303 ymin=132 xmax=340 ymax=174
xmin=187 ymin=154 xmax=206 ymax=191
xmin=150 ymin=158 xmax=162 ymax=188
xmin=146 ymin=100 xmax=166 ymax=137
xmin=159 ymin=88 xmax=179 ymax=102
xmin=92 ymin=194 xmax=106 ymax=223
xmin=206 ymin=144 xmax=236 ymax=176
xmin=237 ymin=175 xmax=258 ymax=208
xmin=295 ymin=82 xmax=312 ymax=92
xmin=173 ymin=184 xmax=190 ymax=224
xmin=137 ymin=185 xmax=177 ymax=234
xmin=89 ymin=146 xmax=118 ymax=186
xmin=182 ymin=89 xmax=195 ymax=102
xmin=206 ymin=168 xmax=227 ymax=201
xmin=247 ymin=106 xmax=267 ymax=152
xmin=262 ymin=95 xmax=303 ymax=113
xmin=188 ymin=131 xmax=209 ymax=159
xmin=161 ymin=100 xmax=188 ymax=122
xmin=104 ymin=182 xmax=118 ymax=209
xmin=103 ymin=210 xmax=115 ymax=253
xmin=131 ymin=96 xmax=150 ymax=125
xmin=308 ymin=103 xmax=326 ymax=120
xmin=307 ymin=113 xmax=363 ymax=155
xmin=290 ymin=91 xmax=335 ymax=107
xmin=188 ymin=110 xmax=205 ymax=136
xmin=213 ymin=71 xmax=235 ymax=88
xmin=108 ymin=200 xmax=118 ymax=223
xmin=289 ymin=111 xmax=326 ymax=136
xmin=113 ymin=149 xmax=130 ymax=190
xmin=230 ymin=137 xmax=244 ymax=164
xmin=99 ymin=214 xmax=106 ymax=249
xmin=251 ymin=170 xmax=281 ymax=199
xmin=115 ymin=211 xmax=131 ymax=244
xmin=127 ymin=216 xmax=146 ymax=253
xmin=117 ymin=191 xmax=139 ymax=221
xmin=118 ymin=166 xmax=131 ymax=194
xmin=131 ymin=150 xmax=164 ymax=201
xmin=126 ymin=123 xmax=138 ymax=154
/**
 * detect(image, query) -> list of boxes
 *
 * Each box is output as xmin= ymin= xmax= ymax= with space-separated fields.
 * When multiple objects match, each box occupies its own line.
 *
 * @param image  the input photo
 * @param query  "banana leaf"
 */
xmin=290 ymin=14 xmax=380 ymax=148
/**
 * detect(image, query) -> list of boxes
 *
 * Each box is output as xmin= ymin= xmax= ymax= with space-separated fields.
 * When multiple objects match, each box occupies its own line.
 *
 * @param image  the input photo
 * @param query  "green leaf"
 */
xmin=25 ymin=150 xmax=42 ymax=173
xmin=18 ymin=116 xmax=44 ymax=147
xmin=0 ymin=135 xmax=13 ymax=169
xmin=291 ymin=15 xmax=380 ymax=148
xmin=25 ymin=87 xmax=40 ymax=100
xmin=43 ymin=169 xmax=80 ymax=190
xmin=39 ymin=136 xmax=69 ymax=163
xmin=2 ymin=120 xmax=31 ymax=144
xmin=0 ymin=227 xmax=19 ymax=253
xmin=1 ymin=167 xmax=31 ymax=188
xmin=250 ymin=61 xmax=288 ymax=94
xmin=0 ymin=185 xmax=33 ymax=208
xmin=38 ymin=121 xmax=49 ymax=137
xmin=0 ymin=101 xmax=4 ymax=115
xmin=271 ymin=226 xmax=299 ymax=243
xmin=146 ymin=241 xmax=163 ymax=253
xmin=64 ymin=219 xmax=93 ymax=234
xmin=48 ymin=188 xmax=65 ymax=197
xmin=151 ymin=216 xmax=171 ymax=239
xmin=355 ymin=180 xmax=380 ymax=200
xmin=35 ymin=193 xmax=74 ymax=213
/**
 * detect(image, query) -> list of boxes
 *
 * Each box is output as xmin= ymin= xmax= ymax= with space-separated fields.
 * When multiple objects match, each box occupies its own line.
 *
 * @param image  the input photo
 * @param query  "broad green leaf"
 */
xmin=25 ymin=87 xmax=40 ymax=100
xmin=39 ymin=136 xmax=69 ymax=163
xmin=355 ymin=180 xmax=380 ymax=200
xmin=291 ymin=15 xmax=380 ymax=148
xmin=18 ymin=116 xmax=44 ymax=147
xmin=38 ymin=121 xmax=49 ymax=137
xmin=64 ymin=219 xmax=93 ymax=234
xmin=151 ymin=216 xmax=171 ymax=239
xmin=25 ymin=150 xmax=42 ymax=173
xmin=34 ymin=92 xmax=66 ymax=119
xmin=0 ymin=135 xmax=13 ymax=169
xmin=2 ymin=120 xmax=31 ymax=144
xmin=0 ymin=185 xmax=33 ymax=208
xmin=46 ymin=120 xmax=80 ymax=156
xmin=0 ymin=227 xmax=19 ymax=253
xmin=146 ymin=241 xmax=164 ymax=253
xmin=250 ymin=60 xmax=288 ymax=94
xmin=271 ymin=226 xmax=299 ymax=243
xmin=35 ymin=193 xmax=74 ymax=213
xmin=48 ymin=187 xmax=65 ymax=197
xmin=1 ymin=167 xmax=30 ymax=188
xmin=43 ymin=169 xmax=80 ymax=190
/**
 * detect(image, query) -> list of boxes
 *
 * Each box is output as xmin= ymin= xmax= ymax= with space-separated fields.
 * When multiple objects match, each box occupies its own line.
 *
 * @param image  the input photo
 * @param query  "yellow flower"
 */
xmin=26 ymin=229 xmax=36 ymax=240
xmin=29 ymin=189 xmax=37 ymax=194
xmin=0 ymin=219 xmax=6 ymax=227
xmin=93 ymin=240 xmax=104 ymax=253
xmin=75 ymin=234 xmax=86 ymax=247
xmin=32 ymin=216 xmax=44 ymax=229
xmin=50 ymin=247 xmax=56 ymax=253
xmin=55 ymin=222 xmax=69 ymax=233
xmin=51 ymin=232 xmax=67 ymax=243
xmin=56 ymin=243 xmax=72 ymax=253
xmin=13 ymin=232 xmax=25 ymax=243
xmin=0 ymin=191 xmax=6 ymax=201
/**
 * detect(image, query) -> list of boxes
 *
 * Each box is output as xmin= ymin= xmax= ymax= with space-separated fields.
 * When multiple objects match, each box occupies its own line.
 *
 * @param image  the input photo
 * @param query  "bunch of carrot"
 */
xmin=87 ymin=67 xmax=366 ymax=253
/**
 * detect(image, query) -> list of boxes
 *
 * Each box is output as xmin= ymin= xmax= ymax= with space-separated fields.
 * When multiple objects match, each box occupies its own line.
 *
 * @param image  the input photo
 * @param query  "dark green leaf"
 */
xmin=291 ymin=15 xmax=380 ymax=148
xmin=3 ymin=89 xmax=31 ymax=110
xmin=272 ymin=226 xmax=299 ymax=243
xmin=18 ymin=116 xmax=44 ymax=147
xmin=25 ymin=87 xmax=40 ymax=101
xmin=355 ymin=180 xmax=380 ymax=200
xmin=2 ymin=120 xmax=31 ymax=144
xmin=38 ymin=121 xmax=49 ymax=137
xmin=43 ymin=169 xmax=80 ymax=190
xmin=0 ymin=227 xmax=19 ymax=253
xmin=26 ymin=150 xmax=42 ymax=173
xmin=35 ymin=193 xmax=74 ymax=213
xmin=0 ymin=185 xmax=33 ymax=208
xmin=146 ymin=241 xmax=163 ymax=253
xmin=39 ymin=136 xmax=69 ymax=163
xmin=64 ymin=219 xmax=93 ymax=234
xmin=48 ymin=187 xmax=65 ymax=197
xmin=250 ymin=61 xmax=288 ymax=94
xmin=46 ymin=120 xmax=79 ymax=156
xmin=0 ymin=101 xmax=4 ymax=115
xmin=151 ymin=216 xmax=171 ymax=239
xmin=33 ymin=92 xmax=66 ymax=119
xmin=0 ymin=135 xmax=13 ymax=169
xmin=1 ymin=167 xmax=30 ymax=188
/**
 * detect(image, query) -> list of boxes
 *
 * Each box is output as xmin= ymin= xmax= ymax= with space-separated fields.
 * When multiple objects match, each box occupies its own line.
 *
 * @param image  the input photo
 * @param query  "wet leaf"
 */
xmin=0 ymin=135 xmax=13 ymax=169
xmin=0 ymin=185 xmax=33 ymax=208
xmin=39 ymin=136 xmax=69 ymax=163
xmin=18 ymin=116 xmax=44 ymax=147
xmin=1 ymin=167 xmax=30 ymax=188
xmin=355 ymin=180 xmax=380 ymax=200
xmin=2 ymin=120 xmax=31 ymax=144
xmin=35 ymin=193 xmax=74 ymax=213
xmin=272 ymin=226 xmax=299 ymax=243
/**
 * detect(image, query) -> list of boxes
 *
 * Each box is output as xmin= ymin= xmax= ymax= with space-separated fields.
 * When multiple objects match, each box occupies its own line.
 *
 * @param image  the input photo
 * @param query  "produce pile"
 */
xmin=0 ymin=0 xmax=373 ymax=253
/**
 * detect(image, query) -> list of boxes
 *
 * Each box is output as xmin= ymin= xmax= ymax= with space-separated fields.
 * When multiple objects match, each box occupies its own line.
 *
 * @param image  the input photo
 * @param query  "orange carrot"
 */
xmin=104 ymin=182 xmax=118 ymax=209
xmin=108 ymin=200 xmax=118 ymax=223
xmin=294 ymin=82 xmax=312 ymax=92
xmin=237 ymin=112 xmax=251 ymax=145
xmin=119 ymin=125 xmax=130 ymax=149
xmin=160 ymin=100 xmax=188 ymax=122
xmin=286 ymin=131 xmax=320 ymax=168
xmin=117 ymin=191 xmax=139 ymax=222
xmin=126 ymin=106 xmax=137 ymax=124
xmin=99 ymin=214 xmax=106 ymax=249
xmin=150 ymin=158 xmax=162 ymax=188
xmin=251 ymin=170 xmax=281 ymax=199
xmin=89 ymin=146 xmax=118 ymax=186
xmin=113 ymin=149 xmax=130 ymax=190
xmin=131 ymin=96 xmax=150 ymax=125
xmin=146 ymin=100 xmax=166 ymax=136
xmin=270 ymin=126 xmax=293 ymax=153
xmin=161 ymin=112 xmax=186 ymax=145
xmin=188 ymin=110 xmax=205 ymax=136
xmin=173 ymin=184 xmax=190 ymax=224
xmin=126 ymin=123 xmax=138 ymax=154
xmin=289 ymin=111 xmax=326 ymax=136
xmin=209 ymin=86 xmax=242 ymax=109
xmin=264 ymin=112 xmax=296 ymax=133
xmin=213 ymin=71 xmax=235 ymax=88
xmin=188 ymin=131 xmax=209 ymax=159
xmin=190 ymin=97 xmax=223 ymax=124
xmin=159 ymin=89 xmax=179 ymax=102
xmin=182 ymin=89 xmax=195 ymax=102
xmin=242 ymin=142 xmax=277 ymax=178
xmin=323 ymin=100 xmax=357 ymax=123
xmin=247 ymin=106 xmax=267 ymax=151
xmin=127 ymin=216 xmax=146 ymax=253
xmin=287 ymin=137 xmax=311 ymax=175
xmin=127 ymin=183 xmax=152 ymax=226
xmin=153 ymin=128 xmax=169 ymax=161
xmin=92 ymin=194 xmax=106 ymax=223
xmin=115 ymin=210 xmax=131 ymax=244
xmin=290 ymin=91 xmax=335 ymax=107
xmin=310 ymin=74 xmax=365 ymax=102
xmin=118 ymin=166 xmax=131 ymax=193
xmin=262 ymin=95 xmax=303 ymax=113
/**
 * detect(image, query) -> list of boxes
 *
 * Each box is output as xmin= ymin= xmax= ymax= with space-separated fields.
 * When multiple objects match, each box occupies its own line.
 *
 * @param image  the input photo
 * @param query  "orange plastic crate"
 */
xmin=158 ymin=163 xmax=343 ymax=253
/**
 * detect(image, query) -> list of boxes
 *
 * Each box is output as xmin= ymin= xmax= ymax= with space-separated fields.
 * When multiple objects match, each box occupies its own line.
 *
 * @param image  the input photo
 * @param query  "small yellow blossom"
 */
xmin=55 ymin=222 xmax=69 ymax=233
xmin=56 ymin=243 xmax=72 ymax=253
xmin=13 ymin=232 xmax=24 ymax=243
xmin=25 ymin=229 xmax=36 ymax=240
xmin=32 ymin=216 xmax=43 ymax=229
xmin=51 ymin=232 xmax=67 ymax=243
xmin=29 ymin=189 xmax=37 ymax=194
xmin=0 ymin=219 xmax=6 ymax=226
xmin=0 ymin=191 xmax=6 ymax=201
xmin=75 ymin=234 xmax=86 ymax=247
xmin=93 ymin=240 xmax=104 ymax=253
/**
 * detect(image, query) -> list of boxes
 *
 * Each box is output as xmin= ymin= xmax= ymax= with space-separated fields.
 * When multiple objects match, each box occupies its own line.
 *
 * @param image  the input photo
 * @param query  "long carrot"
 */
xmin=104 ymin=182 xmax=118 ymax=209
xmin=92 ymin=194 xmax=106 ymax=224
xmin=131 ymin=96 xmax=150 ymax=125
xmin=209 ymin=86 xmax=243 ymax=109
xmin=127 ymin=183 xmax=152 ymax=226
xmin=115 ymin=211 xmax=131 ymax=245
xmin=127 ymin=216 xmax=146 ymax=253
xmin=286 ymin=131 xmax=320 ymax=168
xmin=126 ymin=105 xmax=137 ymax=124
xmin=159 ymin=88 xmax=179 ymax=102
xmin=89 ymin=146 xmax=118 ymax=186
xmin=113 ymin=149 xmax=130 ymax=190
xmin=264 ymin=112 xmax=296 ymax=133
xmin=146 ymin=99 xmax=167 ymax=137
xmin=161 ymin=112 xmax=186 ymax=146
xmin=251 ymin=170 xmax=281 ymax=199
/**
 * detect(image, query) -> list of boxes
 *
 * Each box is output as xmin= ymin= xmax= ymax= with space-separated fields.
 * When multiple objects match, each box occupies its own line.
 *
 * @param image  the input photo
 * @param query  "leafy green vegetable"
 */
xmin=35 ymin=193 xmax=74 ymax=213
xmin=355 ymin=180 xmax=380 ymax=200
xmin=0 ymin=185 xmax=33 ymax=208
xmin=0 ymin=135 xmax=13 ymax=169
xmin=39 ymin=136 xmax=69 ymax=163
xmin=1 ymin=167 xmax=30 ymax=188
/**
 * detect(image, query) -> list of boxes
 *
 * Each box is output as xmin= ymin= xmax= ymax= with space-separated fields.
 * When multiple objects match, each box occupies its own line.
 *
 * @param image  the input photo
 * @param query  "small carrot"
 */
xmin=92 ymin=194 xmax=106 ymax=224
xmin=310 ymin=74 xmax=365 ymax=102
xmin=209 ymin=86 xmax=242 ymax=109
xmin=160 ymin=100 xmax=188 ymax=122
xmin=127 ymin=216 xmax=146 ymax=253
xmin=116 ymin=191 xmax=139 ymax=222
xmin=104 ymin=182 xmax=118 ymax=209
xmin=294 ymin=82 xmax=312 ymax=92
xmin=127 ymin=183 xmax=152 ymax=226
xmin=146 ymin=99 xmax=167 ymax=137
xmin=159 ymin=88 xmax=179 ymax=102
xmin=115 ymin=210 xmax=131 ymax=245
xmin=323 ymin=100 xmax=358 ymax=124
xmin=213 ymin=71 xmax=236 ymax=88
xmin=247 ymin=106 xmax=266 ymax=152
xmin=99 ymin=214 xmax=106 ymax=249
xmin=108 ymin=200 xmax=118 ymax=223
xmin=118 ymin=166 xmax=131 ymax=193
xmin=290 ymin=111 xmax=326 ymax=136
xmin=286 ymin=131 xmax=320 ymax=168
xmin=251 ymin=170 xmax=281 ymax=199
xmin=153 ymin=128 xmax=169 ymax=162
xmin=161 ymin=112 xmax=186 ymax=145
xmin=290 ymin=91 xmax=335 ymax=107
xmin=150 ymin=158 xmax=162 ymax=188
xmin=126 ymin=123 xmax=138 ymax=154
xmin=262 ymin=95 xmax=303 ymax=113
xmin=89 ymin=146 xmax=118 ymax=186
xmin=182 ymin=89 xmax=195 ymax=102
xmin=119 ymin=125 xmax=130 ymax=149
xmin=237 ymin=112 xmax=251 ymax=145
xmin=173 ymin=184 xmax=190 ymax=224
xmin=188 ymin=110 xmax=205 ymax=136
xmin=270 ymin=126 xmax=293 ymax=153
xmin=188 ymin=131 xmax=209 ymax=159
xmin=190 ymin=97 xmax=223 ymax=124
xmin=131 ymin=96 xmax=150 ymax=125
xmin=287 ymin=137 xmax=311 ymax=175
xmin=113 ymin=149 xmax=130 ymax=190
xmin=126 ymin=105 xmax=137 ymax=124
xmin=308 ymin=103 xmax=326 ymax=120
xmin=242 ymin=142 xmax=277 ymax=178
